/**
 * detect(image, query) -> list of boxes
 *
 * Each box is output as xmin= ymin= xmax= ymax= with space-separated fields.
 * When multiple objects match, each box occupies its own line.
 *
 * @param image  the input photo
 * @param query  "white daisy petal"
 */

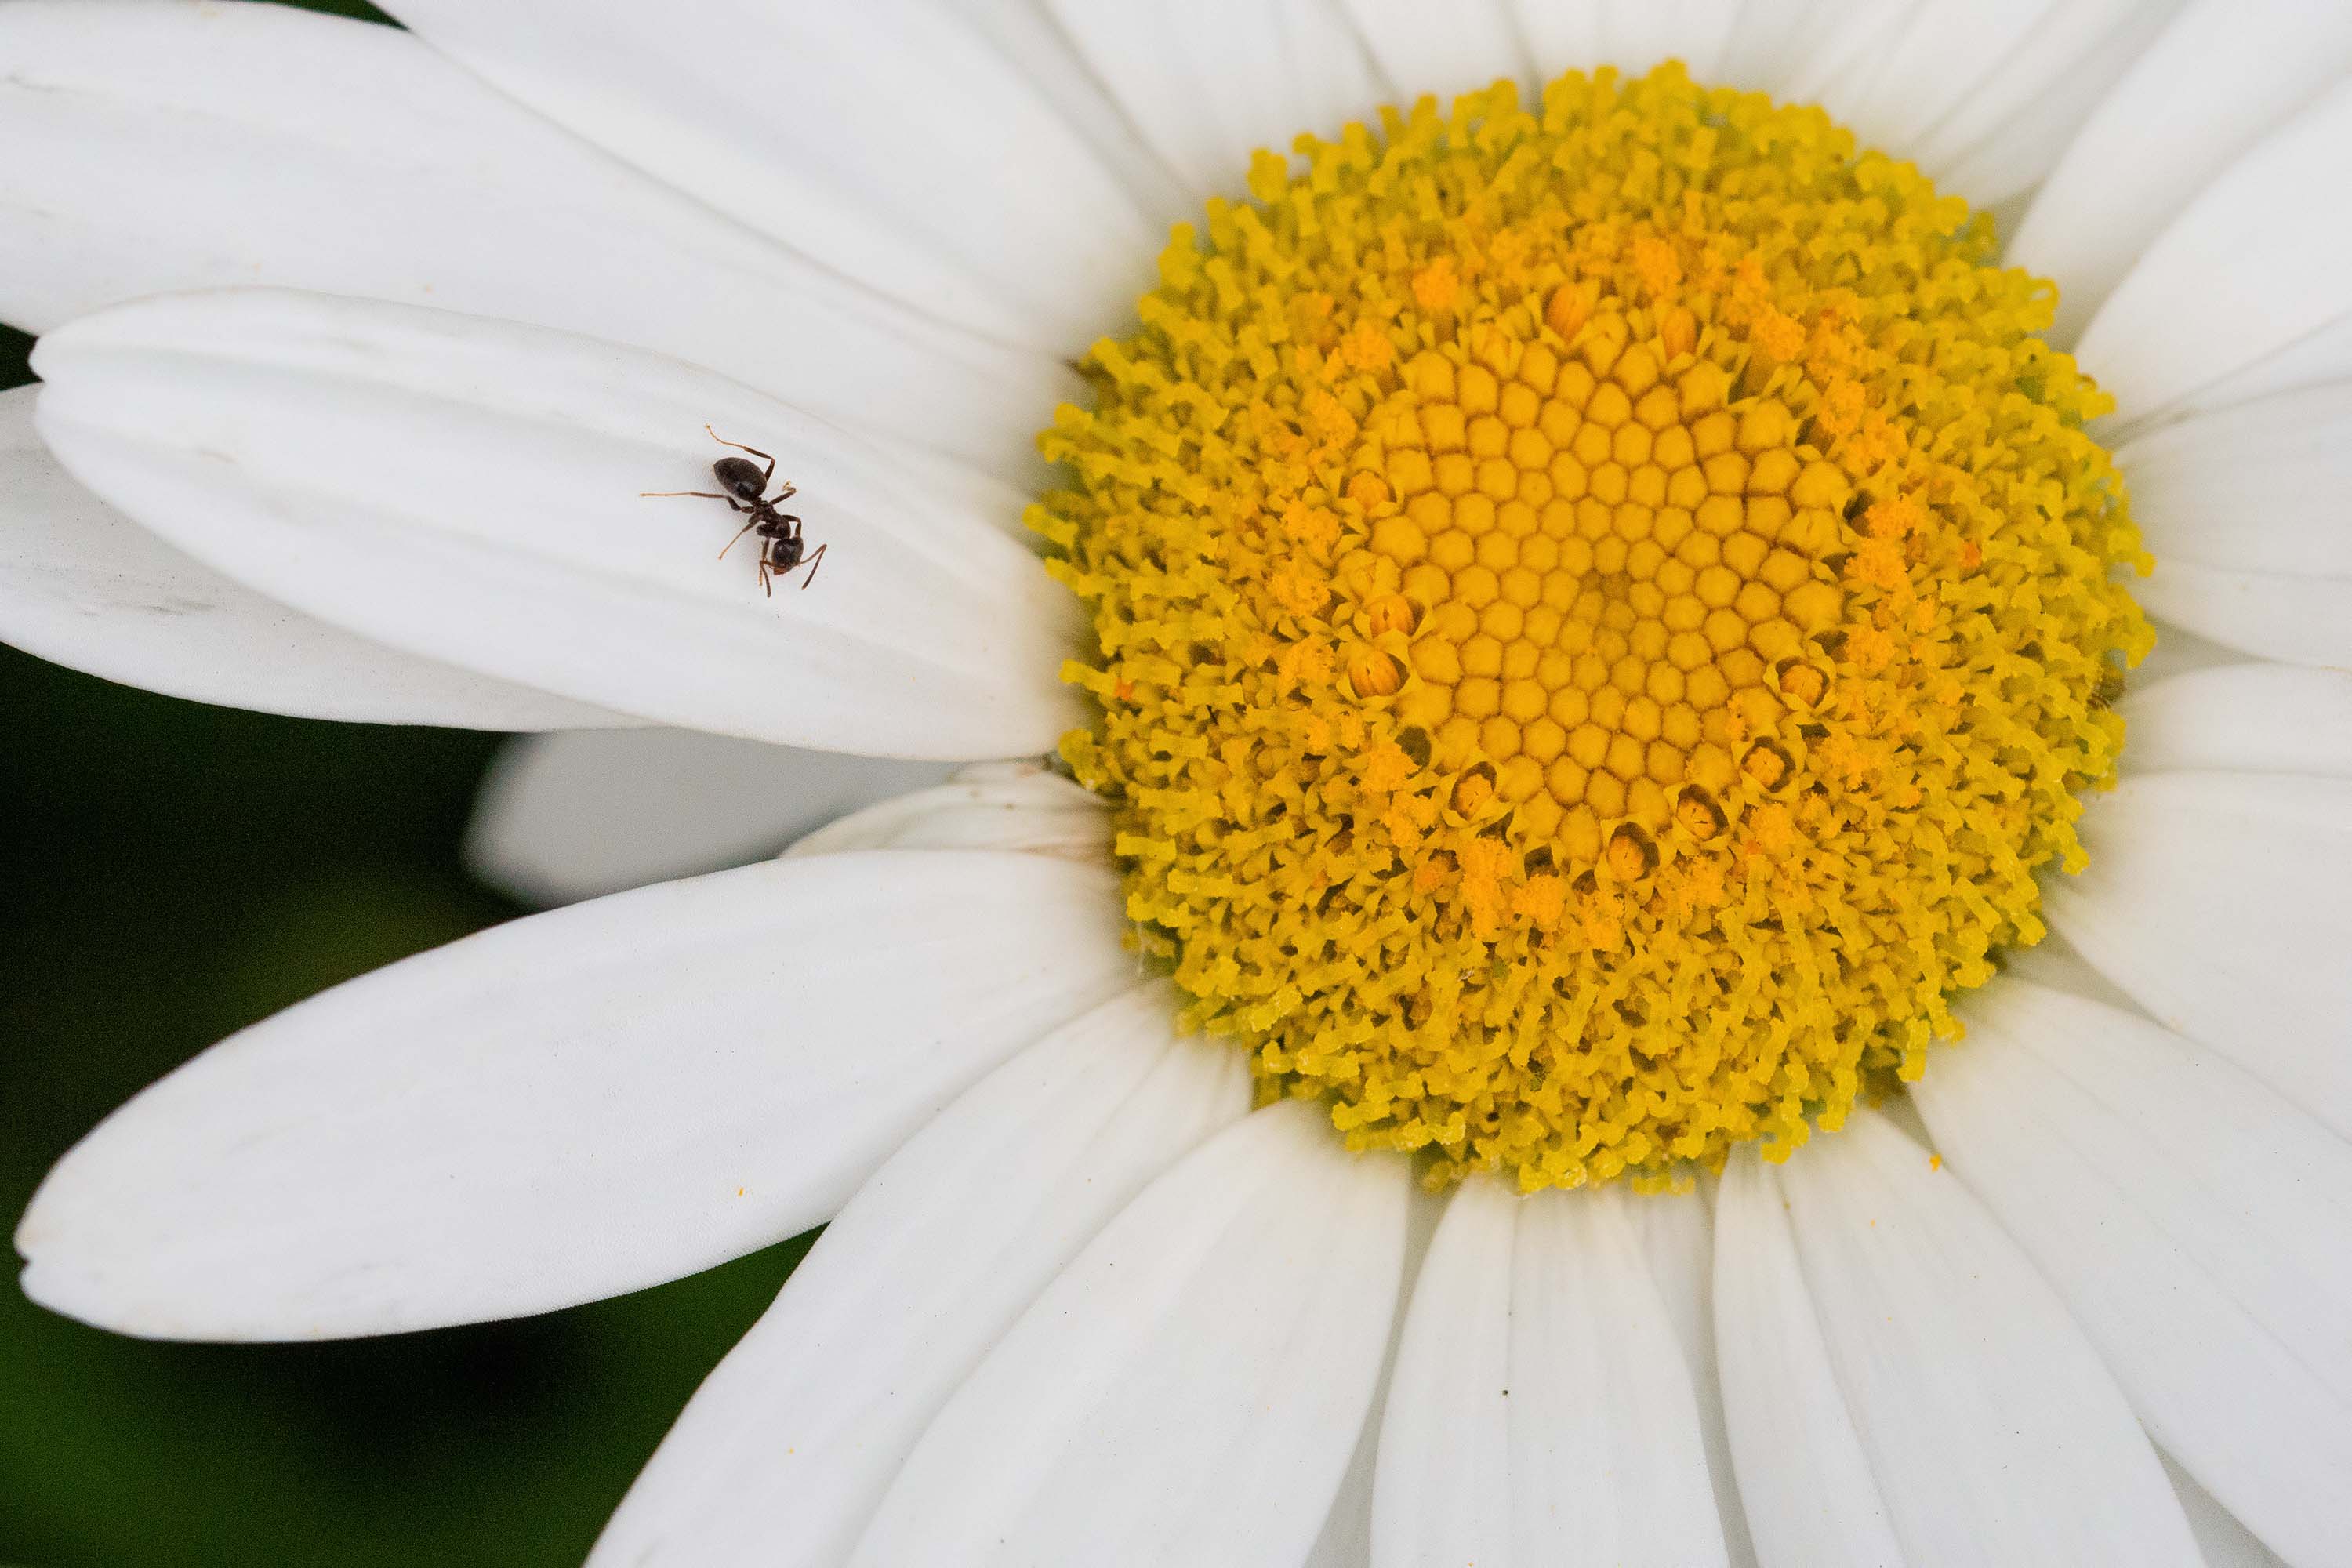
xmin=1633 ymin=1183 xmax=1713 ymax=1381
xmin=1775 ymin=2 xmax=1932 ymax=117
xmin=379 ymin=0 xmax=1152 ymax=351
xmin=2012 ymin=0 xmax=2352 ymax=347
xmin=1303 ymin=1180 xmax=1447 ymax=1568
xmin=0 ymin=0 xmax=1067 ymax=477
xmin=1369 ymin=1177 xmax=1515 ymax=1568
xmin=1714 ymin=0 xmax=1849 ymax=93
xmin=2173 ymin=314 xmax=2352 ymax=419
xmin=590 ymin=985 xmax=1251 ymax=1568
xmin=2047 ymin=771 xmax=2352 ymax=1140
xmin=1914 ymin=981 xmax=2352 ymax=1568
xmin=1508 ymin=0 xmax=1772 ymax=85
xmin=1986 ymin=925 xmax=2143 ymax=1009
xmin=2114 ymin=382 xmax=2352 ymax=666
xmin=1500 ymin=0 xmax=1602 ymax=79
xmin=851 ymin=1098 xmax=1410 ymax=1568
xmin=0 ymin=383 xmax=616 ymax=729
xmin=1508 ymin=1187 xmax=1731 ymax=1567
xmin=782 ymin=761 xmax=1112 ymax=864
xmin=32 ymin=289 xmax=1082 ymax=759
xmin=1791 ymin=0 xmax=2190 ymax=209
xmin=949 ymin=0 xmax=1190 ymax=222
xmin=1633 ymin=1185 xmax=1760 ymax=1568
xmin=1334 ymin=0 xmax=1531 ymax=103
xmin=1763 ymin=1110 xmax=2201 ymax=1567
xmin=1599 ymin=1 xmax=1746 ymax=80
xmin=1785 ymin=2 xmax=2010 ymax=142
xmin=2129 ymin=620 xmax=2245 ymax=687
xmin=1902 ymin=0 xmax=2188 ymax=209
xmin=1715 ymin=1149 xmax=1907 ymax=1568
xmin=2164 ymin=1455 xmax=2292 ymax=1568
xmin=1374 ymin=1177 xmax=1732 ymax=1568
xmin=1044 ymin=0 xmax=1388 ymax=201
xmin=465 ymin=729 xmax=954 ymax=906
xmin=2137 ymin=566 xmax=2352 ymax=673
xmin=2078 ymin=79 xmax=2352 ymax=428
xmin=2118 ymin=662 xmax=2352 ymax=779
xmin=15 ymin=851 xmax=1131 ymax=1339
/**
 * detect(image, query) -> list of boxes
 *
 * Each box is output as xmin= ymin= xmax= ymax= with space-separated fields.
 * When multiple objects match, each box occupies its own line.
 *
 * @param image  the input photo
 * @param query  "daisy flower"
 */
xmin=7 ymin=1 xmax=2350 ymax=1563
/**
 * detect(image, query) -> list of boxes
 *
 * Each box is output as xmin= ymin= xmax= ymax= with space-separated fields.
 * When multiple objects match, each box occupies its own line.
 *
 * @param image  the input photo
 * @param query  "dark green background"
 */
xmin=2 ymin=5 xmax=811 ymax=1561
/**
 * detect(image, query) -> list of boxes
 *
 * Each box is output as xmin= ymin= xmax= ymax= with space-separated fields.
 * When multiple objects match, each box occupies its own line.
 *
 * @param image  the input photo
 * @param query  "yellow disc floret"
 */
xmin=1033 ymin=64 xmax=2149 ymax=1189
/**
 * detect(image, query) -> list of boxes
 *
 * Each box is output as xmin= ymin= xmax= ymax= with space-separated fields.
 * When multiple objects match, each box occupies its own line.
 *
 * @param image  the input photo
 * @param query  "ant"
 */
xmin=642 ymin=426 xmax=826 ymax=593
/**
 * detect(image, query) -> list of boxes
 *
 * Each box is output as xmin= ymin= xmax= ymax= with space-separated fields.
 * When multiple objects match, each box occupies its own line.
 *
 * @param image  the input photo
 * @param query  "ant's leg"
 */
xmin=757 ymin=556 xmax=775 ymax=597
xmin=797 ymin=542 xmax=828 ymax=589
xmin=703 ymin=424 xmax=776 ymax=488
xmin=717 ymin=516 xmax=760 ymax=560
xmin=639 ymin=489 xmax=733 ymax=500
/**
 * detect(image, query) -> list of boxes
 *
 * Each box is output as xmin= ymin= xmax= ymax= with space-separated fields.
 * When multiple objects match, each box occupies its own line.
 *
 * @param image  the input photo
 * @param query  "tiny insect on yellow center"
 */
xmin=1033 ymin=64 xmax=2149 ymax=1190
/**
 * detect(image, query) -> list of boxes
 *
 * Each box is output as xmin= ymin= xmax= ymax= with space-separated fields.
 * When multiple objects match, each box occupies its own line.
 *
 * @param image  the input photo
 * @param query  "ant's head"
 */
xmin=713 ymin=456 xmax=768 ymax=502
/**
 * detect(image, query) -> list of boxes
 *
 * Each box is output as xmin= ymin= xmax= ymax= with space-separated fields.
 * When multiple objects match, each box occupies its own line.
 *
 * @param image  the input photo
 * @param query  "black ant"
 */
xmin=642 ymin=426 xmax=826 ymax=593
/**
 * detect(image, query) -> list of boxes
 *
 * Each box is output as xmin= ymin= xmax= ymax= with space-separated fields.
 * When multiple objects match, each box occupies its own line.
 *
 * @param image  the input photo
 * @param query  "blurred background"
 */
xmin=0 ymin=5 xmax=822 ymax=1560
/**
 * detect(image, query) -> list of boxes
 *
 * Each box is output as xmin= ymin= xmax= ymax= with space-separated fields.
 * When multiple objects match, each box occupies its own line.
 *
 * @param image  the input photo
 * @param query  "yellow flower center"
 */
xmin=1035 ymin=64 xmax=2149 ymax=1189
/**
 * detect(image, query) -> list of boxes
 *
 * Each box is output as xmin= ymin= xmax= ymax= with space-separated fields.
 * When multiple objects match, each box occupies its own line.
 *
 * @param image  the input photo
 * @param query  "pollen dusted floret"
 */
xmin=1033 ymin=64 xmax=2149 ymax=1189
